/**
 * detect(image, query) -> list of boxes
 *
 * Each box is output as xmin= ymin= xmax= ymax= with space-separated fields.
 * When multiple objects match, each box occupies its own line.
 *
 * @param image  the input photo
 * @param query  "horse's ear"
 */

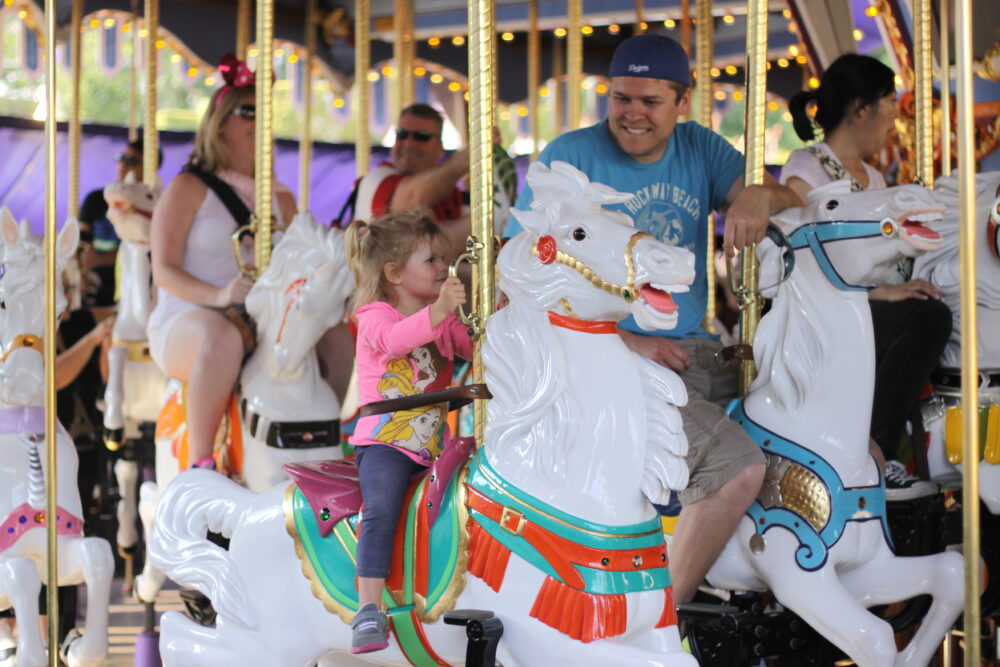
xmin=18 ymin=219 xmax=31 ymax=241
xmin=57 ymin=218 xmax=81 ymax=264
xmin=123 ymin=171 xmax=137 ymax=184
xmin=0 ymin=207 xmax=17 ymax=246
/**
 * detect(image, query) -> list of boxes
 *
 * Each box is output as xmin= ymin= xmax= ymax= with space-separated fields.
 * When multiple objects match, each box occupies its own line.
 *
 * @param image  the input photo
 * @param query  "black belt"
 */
xmin=931 ymin=369 xmax=1000 ymax=389
xmin=240 ymin=398 xmax=340 ymax=449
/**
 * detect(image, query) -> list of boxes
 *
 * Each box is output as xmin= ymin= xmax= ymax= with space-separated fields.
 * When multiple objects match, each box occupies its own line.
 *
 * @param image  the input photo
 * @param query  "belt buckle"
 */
xmin=499 ymin=506 xmax=526 ymax=536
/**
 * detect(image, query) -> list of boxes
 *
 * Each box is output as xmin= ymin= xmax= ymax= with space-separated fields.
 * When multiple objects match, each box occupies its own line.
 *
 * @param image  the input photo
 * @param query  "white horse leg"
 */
xmin=0 ymin=557 xmax=45 ymax=667
xmin=840 ymin=550 xmax=964 ymax=667
xmin=159 ymin=612 xmax=295 ymax=667
xmin=58 ymin=538 xmax=113 ymax=667
xmin=134 ymin=480 xmax=165 ymax=603
xmin=115 ymin=458 xmax=140 ymax=553
xmin=768 ymin=566 xmax=897 ymax=667
xmin=103 ymin=345 xmax=128 ymax=434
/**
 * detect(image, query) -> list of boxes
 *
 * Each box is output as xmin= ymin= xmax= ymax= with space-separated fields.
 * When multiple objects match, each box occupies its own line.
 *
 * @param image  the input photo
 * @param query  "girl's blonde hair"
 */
xmin=186 ymin=86 xmax=254 ymax=174
xmin=344 ymin=209 xmax=452 ymax=310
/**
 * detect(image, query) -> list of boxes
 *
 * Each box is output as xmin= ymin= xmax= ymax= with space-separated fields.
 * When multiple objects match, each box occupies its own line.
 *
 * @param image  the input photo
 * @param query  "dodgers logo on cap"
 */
xmin=609 ymin=33 xmax=691 ymax=87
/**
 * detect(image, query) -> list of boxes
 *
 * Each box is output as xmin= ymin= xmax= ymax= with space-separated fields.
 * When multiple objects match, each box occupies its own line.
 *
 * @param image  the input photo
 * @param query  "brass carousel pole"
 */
xmin=955 ymin=0 xmax=980 ymax=661
xmin=939 ymin=0 xmax=951 ymax=177
xmin=635 ymin=0 xmax=645 ymax=34
xmin=552 ymin=37 xmax=563 ymax=134
xmin=355 ymin=0 xmax=370 ymax=177
xmin=128 ymin=0 xmax=139 ymax=141
xmin=298 ymin=0 xmax=316 ymax=212
xmin=43 ymin=0 xmax=59 ymax=659
xmin=254 ymin=0 xmax=274 ymax=274
xmin=738 ymin=0 xmax=767 ymax=394
xmin=394 ymin=0 xmax=415 ymax=118
xmin=468 ymin=0 xmax=496 ymax=445
xmin=566 ymin=0 xmax=581 ymax=130
xmin=68 ymin=0 xmax=82 ymax=219
xmin=680 ymin=0 xmax=692 ymax=55
xmin=696 ymin=0 xmax=715 ymax=333
xmin=913 ymin=0 xmax=934 ymax=186
xmin=528 ymin=0 xmax=539 ymax=159
xmin=236 ymin=0 xmax=251 ymax=60
xmin=143 ymin=0 xmax=159 ymax=192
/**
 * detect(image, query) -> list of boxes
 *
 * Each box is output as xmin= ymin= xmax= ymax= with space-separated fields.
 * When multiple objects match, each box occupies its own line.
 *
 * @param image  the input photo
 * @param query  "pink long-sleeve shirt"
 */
xmin=349 ymin=301 xmax=473 ymax=465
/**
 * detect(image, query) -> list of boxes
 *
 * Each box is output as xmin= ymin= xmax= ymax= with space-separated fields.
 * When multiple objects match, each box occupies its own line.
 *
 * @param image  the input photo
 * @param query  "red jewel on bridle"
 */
xmin=536 ymin=235 xmax=557 ymax=265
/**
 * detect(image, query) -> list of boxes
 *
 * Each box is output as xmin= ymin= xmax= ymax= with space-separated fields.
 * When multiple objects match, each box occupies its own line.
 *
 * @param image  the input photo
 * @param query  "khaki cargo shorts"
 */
xmin=672 ymin=337 xmax=765 ymax=506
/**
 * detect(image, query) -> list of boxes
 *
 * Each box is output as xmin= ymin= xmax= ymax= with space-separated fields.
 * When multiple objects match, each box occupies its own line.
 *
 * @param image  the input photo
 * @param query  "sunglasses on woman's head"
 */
xmin=395 ymin=129 xmax=436 ymax=143
xmin=116 ymin=152 xmax=140 ymax=167
xmin=232 ymin=104 xmax=256 ymax=121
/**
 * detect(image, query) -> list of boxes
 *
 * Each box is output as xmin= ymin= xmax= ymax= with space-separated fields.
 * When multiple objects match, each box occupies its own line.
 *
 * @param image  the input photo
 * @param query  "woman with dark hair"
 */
xmin=781 ymin=53 xmax=952 ymax=501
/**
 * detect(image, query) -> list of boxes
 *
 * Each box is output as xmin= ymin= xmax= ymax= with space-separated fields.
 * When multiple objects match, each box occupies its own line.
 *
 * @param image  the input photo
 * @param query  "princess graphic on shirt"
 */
xmin=374 ymin=403 xmax=445 ymax=461
xmin=410 ymin=342 xmax=449 ymax=392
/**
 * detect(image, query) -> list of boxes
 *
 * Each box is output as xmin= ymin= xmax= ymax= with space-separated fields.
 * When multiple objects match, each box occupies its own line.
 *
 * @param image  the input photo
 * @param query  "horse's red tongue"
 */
xmin=640 ymin=285 xmax=678 ymax=313
xmin=903 ymin=222 xmax=939 ymax=240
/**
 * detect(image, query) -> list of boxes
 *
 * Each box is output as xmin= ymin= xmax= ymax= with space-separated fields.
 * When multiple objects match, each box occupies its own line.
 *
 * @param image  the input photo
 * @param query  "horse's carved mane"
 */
xmin=636 ymin=356 xmax=689 ymax=502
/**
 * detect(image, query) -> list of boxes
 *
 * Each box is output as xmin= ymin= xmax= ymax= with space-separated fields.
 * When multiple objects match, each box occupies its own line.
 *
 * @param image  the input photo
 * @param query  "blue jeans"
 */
xmin=354 ymin=444 xmax=425 ymax=579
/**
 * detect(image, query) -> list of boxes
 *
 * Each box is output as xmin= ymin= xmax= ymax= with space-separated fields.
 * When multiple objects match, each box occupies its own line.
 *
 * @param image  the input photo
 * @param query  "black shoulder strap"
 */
xmin=333 ymin=177 xmax=362 ymax=227
xmin=183 ymin=166 xmax=253 ymax=229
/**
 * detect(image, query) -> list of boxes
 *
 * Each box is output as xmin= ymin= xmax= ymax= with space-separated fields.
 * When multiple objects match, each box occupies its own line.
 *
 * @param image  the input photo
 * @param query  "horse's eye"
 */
xmin=572 ymin=227 xmax=587 ymax=241
xmin=826 ymin=200 xmax=840 ymax=210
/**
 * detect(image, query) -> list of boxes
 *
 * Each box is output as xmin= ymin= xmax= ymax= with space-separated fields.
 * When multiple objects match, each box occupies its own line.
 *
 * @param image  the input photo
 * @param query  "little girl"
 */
xmin=344 ymin=210 xmax=471 ymax=654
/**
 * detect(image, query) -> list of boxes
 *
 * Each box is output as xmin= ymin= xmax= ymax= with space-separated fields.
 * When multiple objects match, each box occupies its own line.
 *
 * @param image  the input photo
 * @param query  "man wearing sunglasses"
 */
xmin=353 ymin=104 xmax=470 ymax=253
xmin=78 ymin=139 xmax=162 ymax=308
xmin=505 ymin=32 xmax=802 ymax=609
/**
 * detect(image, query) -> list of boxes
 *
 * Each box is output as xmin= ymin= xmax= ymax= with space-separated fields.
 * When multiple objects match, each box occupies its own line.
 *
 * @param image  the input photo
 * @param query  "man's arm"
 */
xmin=390 ymin=147 xmax=470 ymax=211
xmin=719 ymin=172 xmax=802 ymax=257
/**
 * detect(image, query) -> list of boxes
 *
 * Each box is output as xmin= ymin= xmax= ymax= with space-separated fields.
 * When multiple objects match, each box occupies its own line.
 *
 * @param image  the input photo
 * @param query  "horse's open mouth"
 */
xmin=898 ymin=208 xmax=944 ymax=242
xmin=107 ymin=199 xmax=153 ymax=219
xmin=639 ymin=283 xmax=680 ymax=314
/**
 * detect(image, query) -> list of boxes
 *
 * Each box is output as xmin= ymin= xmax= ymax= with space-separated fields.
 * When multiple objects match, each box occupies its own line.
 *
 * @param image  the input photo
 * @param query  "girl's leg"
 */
xmin=354 ymin=445 xmax=424 ymax=604
xmin=159 ymin=308 xmax=245 ymax=463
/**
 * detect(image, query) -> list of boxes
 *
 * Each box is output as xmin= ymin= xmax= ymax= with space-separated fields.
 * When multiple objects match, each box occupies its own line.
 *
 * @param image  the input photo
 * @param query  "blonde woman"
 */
xmin=147 ymin=57 xmax=296 ymax=470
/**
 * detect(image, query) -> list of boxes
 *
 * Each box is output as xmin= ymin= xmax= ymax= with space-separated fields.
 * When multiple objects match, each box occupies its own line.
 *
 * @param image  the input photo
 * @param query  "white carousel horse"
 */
xmin=148 ymin=160 xmax=697 ymax=666
xmin=705 ymin=181 xmax=964 ymax=667
xmin=0 ymin=209 xmax=113 ymax=667
xmin=133 ymin=211 xmax=354 ymax=603
xmin=912 ymin=172 xmax=1000 ymax=513
xmin=99 ymin=175 xmax=166 ymax=574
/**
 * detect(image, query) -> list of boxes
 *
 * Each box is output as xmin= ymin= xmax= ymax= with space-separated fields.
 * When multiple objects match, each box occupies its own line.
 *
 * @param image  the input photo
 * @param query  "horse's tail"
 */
xmin=148 ymin=469 xmax=259 ymax=629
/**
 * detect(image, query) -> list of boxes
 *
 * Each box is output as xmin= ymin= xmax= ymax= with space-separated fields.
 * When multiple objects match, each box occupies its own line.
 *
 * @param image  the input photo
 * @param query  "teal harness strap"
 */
xmin=786 ymin=220 xmax=893 ymax=292
xmin=729 ymin=400 xmax=893 ymax=571
xmin=466 ymin=451 xmax=671 ymax=594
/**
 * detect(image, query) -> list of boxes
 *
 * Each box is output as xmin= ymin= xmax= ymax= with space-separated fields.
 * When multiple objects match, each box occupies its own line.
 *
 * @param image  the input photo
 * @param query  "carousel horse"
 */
xmin=148 ymin=161 xmax=697 ymax=666
xmin=704 ymin=181 xmax=964 ymax=667
xmin=913 ymin=172 xmax=1000 ymax=513
xmin=133 ymin=211 xmax=354 ymax=604
xmin=0 ymin=209 xmax=113 ymax=667
xmin=99 ymin=174 xmax=165 ymax=577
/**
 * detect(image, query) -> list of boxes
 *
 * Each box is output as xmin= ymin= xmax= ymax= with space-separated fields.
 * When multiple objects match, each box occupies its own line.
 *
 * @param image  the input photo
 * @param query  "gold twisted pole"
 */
xmin=738 ymin=0 xmax=768 ymax=395
xmin=394 ymin=0 xmax=415 ymax=118
xmin=567 ymin=0 xmax=582 ymax=130
xmin=696 ymin=0 xmax=714 ymax=333
xmin=128 ymin=0 xmax=139 ymax=141
xmin=939 ymin=0 xmax=951 ymax=177
xmin=913 ymin=0 xmax=934 ymax=186
xmin=143 ymin=0 xmax=159 ymax=191
xmin=355 ymin=0 xmax=371 ymax=178
xmin=468 ymin=0 xmax=496 ymax=447
xmin=298 ymin=0 xmax=316 ymax=212
xmin=254 ymin=0 xmax=275 ymax=275
xmin=955 ymin=0 xmax=980 ymax=662
xmin=237 ymin=0 xmax=251 ymax=60
xmin=68 ymin=0 xmax=82 ymax=219
xmin=528 ymin=0 xmax=539 ymax=159
xmin=43 ymin=0 xmax=59 ymax=660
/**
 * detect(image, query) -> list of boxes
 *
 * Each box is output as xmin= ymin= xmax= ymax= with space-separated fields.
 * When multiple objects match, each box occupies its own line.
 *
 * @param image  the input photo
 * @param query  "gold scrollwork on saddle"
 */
xmin=758 ymin=455 xmax=831 ymax=533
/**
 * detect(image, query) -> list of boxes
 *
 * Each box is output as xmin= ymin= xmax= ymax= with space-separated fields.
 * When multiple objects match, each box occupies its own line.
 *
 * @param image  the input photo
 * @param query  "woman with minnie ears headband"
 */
xmin=145 ymin=55 xmax=298 ymax=471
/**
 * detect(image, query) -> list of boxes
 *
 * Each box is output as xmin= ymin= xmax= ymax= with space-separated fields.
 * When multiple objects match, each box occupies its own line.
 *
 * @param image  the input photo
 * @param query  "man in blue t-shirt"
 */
xmin=507 ymin=33 xmax=801 ymax=605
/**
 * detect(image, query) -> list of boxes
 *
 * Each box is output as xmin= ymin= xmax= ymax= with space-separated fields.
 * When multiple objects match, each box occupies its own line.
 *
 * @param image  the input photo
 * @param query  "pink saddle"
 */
xmin=282 ymin=436 xmax=475 ymax=538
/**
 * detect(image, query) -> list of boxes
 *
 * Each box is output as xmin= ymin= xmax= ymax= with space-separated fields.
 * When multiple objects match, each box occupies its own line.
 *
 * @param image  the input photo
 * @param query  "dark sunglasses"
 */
xmin=232 ymin=104 xmax=256 ymax=121
xmin=395 ymin=128 xmax=437 ymax=143
xmin=116 ymin=152 xmax=140 ymax=167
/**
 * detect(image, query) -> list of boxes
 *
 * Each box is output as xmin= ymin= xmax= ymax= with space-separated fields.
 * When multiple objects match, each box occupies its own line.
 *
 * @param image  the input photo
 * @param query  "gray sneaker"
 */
xmin=350 ymin=603 xmax=389 ymax=654
xmin=885 ymin=460 xmax=938 ymax=501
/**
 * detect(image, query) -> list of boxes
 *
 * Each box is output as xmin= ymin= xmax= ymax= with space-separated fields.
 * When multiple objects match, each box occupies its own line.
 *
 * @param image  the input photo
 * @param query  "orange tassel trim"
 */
xmin=529 ymin=576 xmax=627 ymax=643
xmin=656 ymin=587 xmax=678 ymax=628
xmin=466 ymin=519 xmax=511 ymax=593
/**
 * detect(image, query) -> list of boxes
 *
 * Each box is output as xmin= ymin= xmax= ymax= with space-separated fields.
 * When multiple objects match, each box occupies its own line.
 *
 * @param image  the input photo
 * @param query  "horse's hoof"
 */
xmin=133 ymin=576 xmax=157 ymax=605
xmin=104 ymin=427 xmax=124 ymax=451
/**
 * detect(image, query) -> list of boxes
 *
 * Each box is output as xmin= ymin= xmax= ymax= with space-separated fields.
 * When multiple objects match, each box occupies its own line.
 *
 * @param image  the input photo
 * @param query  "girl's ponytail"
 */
xmin=344 ymin=219 xmax=369 ymax=286
xmin=788 ymin=90 xmax=819 ymax=142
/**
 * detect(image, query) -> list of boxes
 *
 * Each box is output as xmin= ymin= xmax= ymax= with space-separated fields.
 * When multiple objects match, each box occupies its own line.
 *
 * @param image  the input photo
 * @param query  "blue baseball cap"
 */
xmin=608 ymin=33 xmax=691 ymax=87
